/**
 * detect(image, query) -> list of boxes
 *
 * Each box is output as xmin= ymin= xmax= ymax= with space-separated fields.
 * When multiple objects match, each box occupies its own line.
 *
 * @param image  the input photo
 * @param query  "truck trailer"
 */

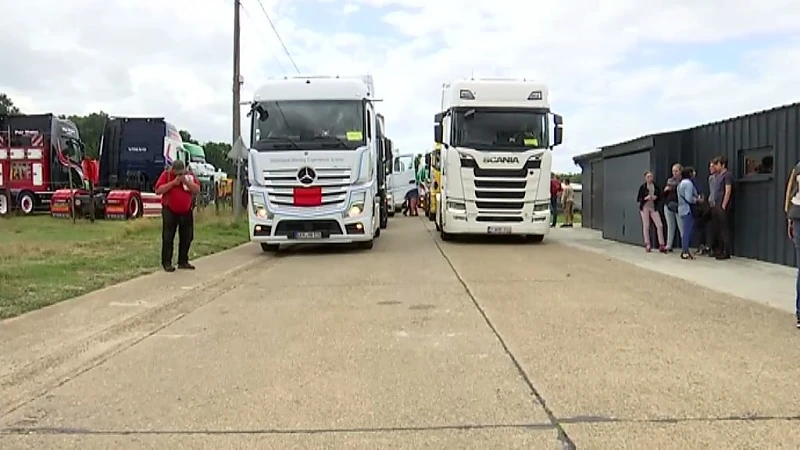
xmin=0 ymin=113 xmax=87 ymax=215
xmin=246 ymin=74 xmax=392 ymax=251
xmin=51 ymin=117 xmax=188 ymax=219
xmin=433 ymin=78 xmax=564 ymax=242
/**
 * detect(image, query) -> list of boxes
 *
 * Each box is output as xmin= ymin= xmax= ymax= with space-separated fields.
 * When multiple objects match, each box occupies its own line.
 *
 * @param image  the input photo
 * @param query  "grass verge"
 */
xmin=0 ymin=207 xmax=248 ymax=319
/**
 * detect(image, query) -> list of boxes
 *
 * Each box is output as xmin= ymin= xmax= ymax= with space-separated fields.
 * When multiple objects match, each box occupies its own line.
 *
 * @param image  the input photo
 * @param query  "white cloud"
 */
xmin=2 ymin=0 xmax=800 ymax=171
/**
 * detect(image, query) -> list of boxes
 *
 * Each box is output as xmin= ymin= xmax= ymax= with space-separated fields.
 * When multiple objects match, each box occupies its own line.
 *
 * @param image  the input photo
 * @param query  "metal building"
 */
xmin=574 ymin=102 xmax=800 ymax=266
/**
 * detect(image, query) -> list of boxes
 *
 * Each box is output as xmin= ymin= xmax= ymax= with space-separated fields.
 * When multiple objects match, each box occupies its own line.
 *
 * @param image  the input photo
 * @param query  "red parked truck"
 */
xmin=0 ymin=113 xmax=87 ymax=215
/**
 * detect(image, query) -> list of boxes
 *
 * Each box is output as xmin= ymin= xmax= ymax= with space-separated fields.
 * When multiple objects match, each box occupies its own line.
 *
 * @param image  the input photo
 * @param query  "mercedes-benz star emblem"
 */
xmin=297 ymin=166 xmax=317 ymax=185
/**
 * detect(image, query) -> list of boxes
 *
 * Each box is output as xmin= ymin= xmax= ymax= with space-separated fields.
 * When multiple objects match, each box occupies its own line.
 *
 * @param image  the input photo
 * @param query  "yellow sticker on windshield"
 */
xmin=346 ymin=131 xmax=363 ymax=141
xmin=524 ymin=138 xmax=539 ymax=146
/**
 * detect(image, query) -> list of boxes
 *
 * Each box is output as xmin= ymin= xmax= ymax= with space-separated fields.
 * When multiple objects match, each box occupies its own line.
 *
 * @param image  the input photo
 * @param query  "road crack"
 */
xmin=424 ymin=220 xmax=577 ymax=449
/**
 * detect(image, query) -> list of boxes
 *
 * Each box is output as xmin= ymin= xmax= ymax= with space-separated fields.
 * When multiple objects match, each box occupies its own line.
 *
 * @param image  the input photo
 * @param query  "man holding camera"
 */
xmin=155 ymin=160 xmax=201 ymax=272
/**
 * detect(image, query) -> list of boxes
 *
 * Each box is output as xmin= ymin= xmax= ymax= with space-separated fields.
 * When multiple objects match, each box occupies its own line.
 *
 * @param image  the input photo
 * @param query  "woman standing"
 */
xmin=663 ymin=164 xmax=683 ymax=251
xmin=637 ymin=171 xmax=667 ymax=253
xmin=677 ymin=167 xmax=701 ymax=260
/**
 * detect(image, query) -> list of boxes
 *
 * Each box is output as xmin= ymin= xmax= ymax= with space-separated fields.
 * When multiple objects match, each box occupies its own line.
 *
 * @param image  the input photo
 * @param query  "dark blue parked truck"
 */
xmin=51 ymin=116 xmax=189 ymax=219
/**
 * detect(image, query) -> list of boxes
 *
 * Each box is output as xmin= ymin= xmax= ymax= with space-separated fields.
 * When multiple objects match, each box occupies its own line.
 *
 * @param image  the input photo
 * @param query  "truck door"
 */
xmin=390 ymin=154 xmax=416 ymax=207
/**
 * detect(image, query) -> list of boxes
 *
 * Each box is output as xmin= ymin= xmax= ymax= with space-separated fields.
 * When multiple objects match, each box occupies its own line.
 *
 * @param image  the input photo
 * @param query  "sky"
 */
xmin=3 ymin=0 xmax=800 ymax=172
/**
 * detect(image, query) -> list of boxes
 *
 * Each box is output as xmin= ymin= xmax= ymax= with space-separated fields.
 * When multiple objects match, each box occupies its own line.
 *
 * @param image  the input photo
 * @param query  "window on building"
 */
xmin=739 ymin=146 xmax=773 ymax=178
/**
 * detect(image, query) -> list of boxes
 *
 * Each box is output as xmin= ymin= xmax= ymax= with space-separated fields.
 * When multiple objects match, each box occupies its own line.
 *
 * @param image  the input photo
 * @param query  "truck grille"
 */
xmin=461 ymin=158 xmax=541 ymax=216
xmin=262 ymin=167 xmax=351 ymax=208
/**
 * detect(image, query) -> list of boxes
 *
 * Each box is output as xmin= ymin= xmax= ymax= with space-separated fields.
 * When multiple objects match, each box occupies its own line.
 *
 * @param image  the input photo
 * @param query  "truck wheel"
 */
xmin=261 ymin=243 xmax=280 ymax=253
xmin=127 ymin=196 xmax=142 ymax=219
xmin=439 ymin=226 xmax=452 ymax=241
xmin=18 ymin=191 xmax=35 ymax=215
xmin=380 ymin=209 xmax=388 ymax=229
xmin=525 ymin=234 xmax=545 ymax=244
xmin=357 ymin=239 xmax=374 ymax=250
xmin=428 ymin=209 xmax=435 ymax=221
xmin=0 ymin=192 xmax=8 ymax=216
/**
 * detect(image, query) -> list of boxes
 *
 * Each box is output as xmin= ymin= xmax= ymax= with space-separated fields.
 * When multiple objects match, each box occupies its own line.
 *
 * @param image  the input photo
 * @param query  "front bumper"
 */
xmin=250 ymin=213 xmax=375 ymax=245
xmin=442 ymin=206 xmax=550 ymax=236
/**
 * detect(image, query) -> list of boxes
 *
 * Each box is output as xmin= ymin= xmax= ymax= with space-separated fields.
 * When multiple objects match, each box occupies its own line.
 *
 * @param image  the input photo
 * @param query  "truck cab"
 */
xmin=54 ymin=117 xmax=189 ymax=220
xmin=425 ymin=144 xmax=442 ymax=222
xmin=0 ymin=114 xmax=86 ymax=215
xmin=433 ymin=79 xmax=563 ymax=242
xmin=247 ymin=75 xmax=391 ymax=251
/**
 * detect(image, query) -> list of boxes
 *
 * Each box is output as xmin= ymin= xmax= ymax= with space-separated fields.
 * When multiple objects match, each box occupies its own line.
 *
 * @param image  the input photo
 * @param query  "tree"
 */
xmin=555 ymin=172 xmax=582 ymax=184
xmin=179 ymin=130 xmax=199 ymax=144
xmin=203 ymin=141 xmax=234 ymax=175
xmin=0 ymin=93 xmax=20 ymax=114
xmin=62 ymin=112 xmax=108 ymax=158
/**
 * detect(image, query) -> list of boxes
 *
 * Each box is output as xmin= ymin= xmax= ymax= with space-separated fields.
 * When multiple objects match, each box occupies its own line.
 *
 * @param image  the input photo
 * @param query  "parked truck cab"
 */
xmin=0 ymin=114 xmax=86 ymax=215
xmin=433 ymin=79 xmax=564 ymax=242
xmin=247 ymin=75 xmax=391 ymax=251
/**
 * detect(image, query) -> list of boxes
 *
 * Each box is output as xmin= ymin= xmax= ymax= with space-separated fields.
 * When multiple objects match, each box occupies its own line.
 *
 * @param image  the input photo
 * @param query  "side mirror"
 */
xmin=384 ymin=139 xmax=393 ymax=163
xmin=553 ymin=114 xmax=563 ymax=147
xmin=424 ymin=153 xmax=431 ymax=166
xmin=433 ymin=112 xmax=443 ymax=144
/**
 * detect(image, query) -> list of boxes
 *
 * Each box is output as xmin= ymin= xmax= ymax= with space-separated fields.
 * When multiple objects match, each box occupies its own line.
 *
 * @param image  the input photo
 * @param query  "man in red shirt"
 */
xmin=155 ymin=160 xmax=200 ymax=272
xmin=549 ymin=174 xmax=562 ymax=227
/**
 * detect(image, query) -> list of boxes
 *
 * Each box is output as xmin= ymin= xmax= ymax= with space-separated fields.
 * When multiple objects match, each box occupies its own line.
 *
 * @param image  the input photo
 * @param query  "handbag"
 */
xmin=679 ymin=191 xmax=699 ymax=218
xmin=666 ymin=201 xmax=678 ymax=213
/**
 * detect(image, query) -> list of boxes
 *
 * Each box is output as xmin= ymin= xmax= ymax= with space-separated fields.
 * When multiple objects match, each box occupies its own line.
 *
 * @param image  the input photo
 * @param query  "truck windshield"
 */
xmin=252 ymin=100 xmax=365 ymax=151
xmin=453 ymin=108 xmax=548 ymax=151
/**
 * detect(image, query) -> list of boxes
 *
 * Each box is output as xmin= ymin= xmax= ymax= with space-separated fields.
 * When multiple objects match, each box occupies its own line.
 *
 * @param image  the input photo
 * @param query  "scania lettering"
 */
xmin=484 ymin=156 xmax=519 ymax=164
xmin=247 ymin=75 xmax=392 ymax=252
xmin=433 ymin=79 xmax=564 ymax=242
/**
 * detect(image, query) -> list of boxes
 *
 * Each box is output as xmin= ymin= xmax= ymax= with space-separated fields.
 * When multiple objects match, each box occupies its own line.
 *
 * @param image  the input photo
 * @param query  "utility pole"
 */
xmin=232 ymin=0 xmax=244 ymax=218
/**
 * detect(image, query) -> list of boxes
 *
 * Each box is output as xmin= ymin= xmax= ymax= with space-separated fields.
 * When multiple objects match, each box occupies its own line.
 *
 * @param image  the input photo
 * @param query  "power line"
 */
xmin=252 ymin=0 xmax=301 ymax=73
xmin=236 ymin=1 xmax=287 ymax=73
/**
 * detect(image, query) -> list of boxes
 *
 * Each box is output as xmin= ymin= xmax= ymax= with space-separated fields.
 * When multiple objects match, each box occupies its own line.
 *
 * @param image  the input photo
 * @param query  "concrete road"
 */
xmin=1 ymin=217 xmax=799 ymax=449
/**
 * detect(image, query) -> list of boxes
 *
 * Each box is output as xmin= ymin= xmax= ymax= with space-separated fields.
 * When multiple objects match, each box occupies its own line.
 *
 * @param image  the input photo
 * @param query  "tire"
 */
xmin=374 ymin=226 xmax=381 ymax=238
xmin=380 ymin=206 xmax=388 ymax=229
xmin=127 ymin=195 xmax=142 ymax=219
xmin=525 ymin=234 xmax=545 ymax=244
xmin=0 ymin=192 xmax=8 ymax=216
xmin=18 ymin=191 xmax=35 ymax=215
xmin=261 ymin=243 xmax=280 ymax=253
xmin=439 ymin=224 xmax=452 ymax=241
xmin=388 ymin=210 xmax=395 ymax=217
xmin=428 ymin=209 xmax=435 ymax=221
xmin=357 ymin=239 xmax=374 ymax=250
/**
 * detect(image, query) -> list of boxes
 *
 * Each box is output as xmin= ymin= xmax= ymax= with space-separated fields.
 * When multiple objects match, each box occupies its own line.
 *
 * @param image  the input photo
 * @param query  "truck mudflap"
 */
xmin=50 ymin=188 xmax=88 ymax=218
xmin=105 ymin=190 xmax=161 ymax=220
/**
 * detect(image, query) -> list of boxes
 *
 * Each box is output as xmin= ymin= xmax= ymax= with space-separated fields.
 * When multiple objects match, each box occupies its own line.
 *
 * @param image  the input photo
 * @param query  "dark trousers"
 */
xmin=709 ymin=206 xmax=732 ymax=255
xmin=162 ymin=208 xmax=194 ymax=267
xmin=550 ymin=197 xmax=558 ymax=226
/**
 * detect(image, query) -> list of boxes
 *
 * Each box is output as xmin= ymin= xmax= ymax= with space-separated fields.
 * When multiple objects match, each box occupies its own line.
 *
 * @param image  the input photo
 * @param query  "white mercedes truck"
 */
xmin=433 ymin=78 xmax=563 ymax=243
xmin=247 ymin=75 xmax=390 ymax=251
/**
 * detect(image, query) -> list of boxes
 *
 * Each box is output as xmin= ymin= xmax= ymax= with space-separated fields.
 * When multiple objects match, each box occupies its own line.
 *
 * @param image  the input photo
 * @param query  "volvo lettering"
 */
xmin=433 ymin=78 xmax=564 ymax=242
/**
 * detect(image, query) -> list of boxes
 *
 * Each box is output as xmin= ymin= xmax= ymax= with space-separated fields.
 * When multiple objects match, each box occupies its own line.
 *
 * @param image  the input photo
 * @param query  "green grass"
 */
xmin=0 ymin=207 xmax=249 ymax=319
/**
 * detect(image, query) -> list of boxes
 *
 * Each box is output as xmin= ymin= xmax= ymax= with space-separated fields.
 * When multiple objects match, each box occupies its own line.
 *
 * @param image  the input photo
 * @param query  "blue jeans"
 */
xmin=794 ymin=221 xmax=800 ymax=318
xmin=681 ymin=213 xmax=694 ymax=254
xmin=550 ymin=197 xmax=558 ymax=226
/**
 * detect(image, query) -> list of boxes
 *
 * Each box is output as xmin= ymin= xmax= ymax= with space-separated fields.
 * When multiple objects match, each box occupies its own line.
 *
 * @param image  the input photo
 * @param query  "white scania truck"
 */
xmin=246 ymin=75 xmax=392 ymax=252
xmin=433 ymin=79 xmax=563 ymax=242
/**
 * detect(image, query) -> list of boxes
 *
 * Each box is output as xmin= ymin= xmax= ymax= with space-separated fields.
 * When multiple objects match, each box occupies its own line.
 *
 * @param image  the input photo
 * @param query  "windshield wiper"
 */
xmin=256 ymin=137 xmax=301 ymax=150
xmin=308 ymin=135 xmax=350 ymax=149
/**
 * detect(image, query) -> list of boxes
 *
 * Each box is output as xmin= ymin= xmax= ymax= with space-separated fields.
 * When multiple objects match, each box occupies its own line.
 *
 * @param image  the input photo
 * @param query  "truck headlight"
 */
xmin=447 ymin=201 xmax=466 ymax=211
xmin=533 ymin=202 xmax=550 ymax=212
xmin=250 ymin=192 xmax=270 ymax=219
xmin=346 ymin=191 xmax=367 ymax=218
